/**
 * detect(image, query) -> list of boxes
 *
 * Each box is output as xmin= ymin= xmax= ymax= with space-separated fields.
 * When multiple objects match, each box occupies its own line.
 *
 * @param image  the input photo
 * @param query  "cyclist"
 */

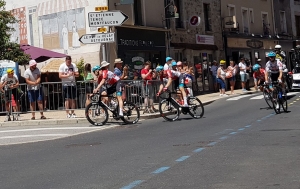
xmin=265 ymin=52 xmax=285 ymax=109
xmin=93 ymin=61 xmax=124 ymax=117
xmin=252 ymin=64 xmax=266 ymax=92
xmin=0 ymin=68 xmax=20 ymax=121
xmin=274 ymin=45 xmax=286 ymax=62
xmin=92 ymin=65 xmax=101 ymax=80
xmin=157 ymin=62 xmax=189 ymax=107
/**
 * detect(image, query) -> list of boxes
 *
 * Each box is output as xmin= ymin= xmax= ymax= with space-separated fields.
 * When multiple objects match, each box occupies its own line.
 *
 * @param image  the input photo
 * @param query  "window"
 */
xmin=227 ymin=4 xmax=236 ymax=16
xmin=261 ymin=12 xmax=270 ymax=35
xmin=174 ymin=0 xmax=183 ymax=28
xmin=249 ymin=8 xmax=254 ymax=23
xmin=296 ymin=15 xmax=300 ymax=36
xmin=241 ymin=7 xmax=249 ymax=34
xmin=134 ymin=0 xmax=143 ymax=25
xmin=203 ymin=3 xmax=212 ymax=31
xmin=280 ymin=11 xmax=287 ymax=33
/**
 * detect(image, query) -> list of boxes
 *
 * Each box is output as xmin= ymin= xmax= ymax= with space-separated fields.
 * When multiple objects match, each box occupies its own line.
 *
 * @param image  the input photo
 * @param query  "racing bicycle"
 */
xmin=158 ymin=89 xmax=204 ymax=121
xmin=270 ymin=81 xmax=288 ymax=114
xmin=85 ymin=92 xmax=140 ymax=126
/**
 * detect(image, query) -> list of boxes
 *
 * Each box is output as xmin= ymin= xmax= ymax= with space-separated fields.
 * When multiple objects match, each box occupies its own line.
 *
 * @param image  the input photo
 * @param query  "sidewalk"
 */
xmin=0 ymin=87 xmax=256 ymax=127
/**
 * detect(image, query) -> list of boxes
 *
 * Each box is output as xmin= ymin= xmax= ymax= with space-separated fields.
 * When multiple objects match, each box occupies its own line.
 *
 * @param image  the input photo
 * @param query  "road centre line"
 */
xmin=120 ymin=180 xmax=144 ymax=189
xmin=151 ymin=167 xmax=170 ymax=174
xmin=176 ymin=156 xmax=190 ymax=162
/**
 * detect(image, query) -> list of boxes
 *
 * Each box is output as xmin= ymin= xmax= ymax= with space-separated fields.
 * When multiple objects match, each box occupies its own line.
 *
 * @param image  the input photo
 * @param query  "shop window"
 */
xmin=203 ymin=3 xmax=212 ymax=31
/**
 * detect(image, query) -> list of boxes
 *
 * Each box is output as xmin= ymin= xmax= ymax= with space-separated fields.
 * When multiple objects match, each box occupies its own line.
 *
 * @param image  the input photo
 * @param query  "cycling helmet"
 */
xmin=156 ymin=65 xmax=164 ymax=72
xmin=268 ymin=51 xmax=276 ymax=57
xmin=252 ymin=64 xmax=261 ymax=71
xmin=275 ymin=45 xmax=281 ymax=49
xmin=166 ymin=57 xmax=172 ymax=62
xmin=177 ymin=61 xmax=182 ymax=66
xmin=220 ymin=60 xmax=226 ymax=65
xmin=92 ymin=65 xmax=100 ymax=72
xmin=6 ymin=68 xmax=14 ymax=74
xmin=171 ymin=61 xmax=177 ymax=67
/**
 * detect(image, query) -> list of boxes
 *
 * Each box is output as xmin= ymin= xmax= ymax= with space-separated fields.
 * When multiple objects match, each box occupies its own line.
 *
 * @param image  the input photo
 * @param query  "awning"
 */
xmin=41 ymin=59 xmax=65 ymax=73
xmin=37 ymin=0 xmax=89 ymax=17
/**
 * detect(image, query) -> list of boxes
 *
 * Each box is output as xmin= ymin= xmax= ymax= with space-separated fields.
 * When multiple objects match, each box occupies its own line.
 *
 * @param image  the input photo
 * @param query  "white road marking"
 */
xmin=0 ymin=134 xmax=68 ymax=139
xmin=227 ymin=94 xmax=253 ymax=101
xmin=250 ymin=95 xmax=264 ymax=100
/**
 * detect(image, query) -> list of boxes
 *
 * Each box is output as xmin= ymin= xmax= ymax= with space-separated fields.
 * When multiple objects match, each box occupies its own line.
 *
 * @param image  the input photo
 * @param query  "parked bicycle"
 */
xmin=85 ymin=92 xmax=140 ymax=126
xmin=158 ymin=89 xmax=204 ymax=121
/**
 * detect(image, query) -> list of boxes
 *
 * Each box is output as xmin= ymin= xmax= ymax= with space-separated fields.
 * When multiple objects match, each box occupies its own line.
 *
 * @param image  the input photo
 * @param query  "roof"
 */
xmin=41 ymin=59 xmax=65 ymax=73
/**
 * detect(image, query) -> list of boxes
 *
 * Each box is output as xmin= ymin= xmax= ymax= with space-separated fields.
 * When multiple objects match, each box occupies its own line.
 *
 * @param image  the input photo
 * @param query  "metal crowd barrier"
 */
xmin=0 ymin=80 xmax=165 ymax=114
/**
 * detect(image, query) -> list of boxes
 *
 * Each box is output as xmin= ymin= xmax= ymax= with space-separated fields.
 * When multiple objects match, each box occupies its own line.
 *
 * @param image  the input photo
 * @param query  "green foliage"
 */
xmin=0 ymin=0 xmax=30 ymax=65
xmin=75 ymin=57 xmax=85 ymax=81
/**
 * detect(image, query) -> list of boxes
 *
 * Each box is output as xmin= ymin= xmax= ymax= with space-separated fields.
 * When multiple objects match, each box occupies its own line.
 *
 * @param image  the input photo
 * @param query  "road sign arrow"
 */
xmin=88 ymin=11 xmax=129 ymax=27
xmin=79 ymin=33 xmax=115 ymax=44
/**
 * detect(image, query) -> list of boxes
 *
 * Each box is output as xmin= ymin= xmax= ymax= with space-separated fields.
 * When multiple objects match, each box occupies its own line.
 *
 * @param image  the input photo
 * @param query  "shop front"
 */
xmin=116 ymin=27 xmax=166 ymax=80
xmin=226 ymin=37 xmax=279 ymax=67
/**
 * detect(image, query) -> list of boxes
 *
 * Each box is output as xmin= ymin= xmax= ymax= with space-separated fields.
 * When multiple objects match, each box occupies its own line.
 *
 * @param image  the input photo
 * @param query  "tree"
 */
xmin=0 ymin=0 xmax=30 ymax=65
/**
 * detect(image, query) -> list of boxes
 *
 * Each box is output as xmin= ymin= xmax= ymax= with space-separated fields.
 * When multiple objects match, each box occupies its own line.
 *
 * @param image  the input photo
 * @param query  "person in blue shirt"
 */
xmin=114 ymin=58 xmax=128 ymax=80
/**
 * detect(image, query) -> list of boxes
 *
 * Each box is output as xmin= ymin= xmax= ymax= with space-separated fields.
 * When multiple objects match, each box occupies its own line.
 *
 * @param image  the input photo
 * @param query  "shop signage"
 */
xmin=119 ymin=39 xmax=154 ymax=47
xmin=246 ymin=39 xmax=263 ymax=49
xmin=196 ymin=34 xmax=214 ymax=45
xmin=189 ymin=16 xmax=201 ymax=26
xmin=88 ymin=11 xmax=129 ymax=27
xmin=79 ymin=33 xmax=115 ymax=44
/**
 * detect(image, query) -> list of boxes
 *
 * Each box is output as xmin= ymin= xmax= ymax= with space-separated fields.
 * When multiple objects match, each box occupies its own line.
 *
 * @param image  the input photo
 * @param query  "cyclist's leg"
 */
xmin=178 ymin=74 xmax=188 ymax=106
xmin=115 ymin=81 xmax=123 ymax=116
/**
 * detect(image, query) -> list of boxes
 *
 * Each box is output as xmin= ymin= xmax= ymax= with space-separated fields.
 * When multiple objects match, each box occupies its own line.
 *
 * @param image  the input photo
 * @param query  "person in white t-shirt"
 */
xmin=59 ymin=56 xmax=79 ymax=118
xmin=238 ymin=57 xmax=249 ymax=92
xmin=24 ymin=60 xmax=46 ymax=120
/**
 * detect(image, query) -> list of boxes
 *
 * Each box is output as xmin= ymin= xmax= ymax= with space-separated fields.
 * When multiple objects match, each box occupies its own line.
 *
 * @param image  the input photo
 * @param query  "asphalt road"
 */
xmin=0 ymin=92 xmax=300 ymax=189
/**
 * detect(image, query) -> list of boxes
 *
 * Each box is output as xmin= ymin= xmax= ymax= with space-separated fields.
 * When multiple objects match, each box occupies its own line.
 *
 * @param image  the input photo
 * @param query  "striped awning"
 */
xmin=37 ymin=0 xmax=89 ymax=17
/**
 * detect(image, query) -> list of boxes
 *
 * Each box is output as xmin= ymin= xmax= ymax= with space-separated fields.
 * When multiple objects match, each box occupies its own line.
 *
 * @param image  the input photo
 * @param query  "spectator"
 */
xmin=210 ymin=60 xmax=218 ymax=91
xmin=84 ymin=63 xmax=94 ymax=107
xmin=114 ymin=58 xmax=128 ymax=80
xmin=141 ymin=61 xmax=157 ymax=113
xmin=59 ymin=56 xmax=79 ymax=118
xmin=227 ymin=60 xmax=237 ymax=94
xmin=238 ymin=57 xmax=249 ymax=92
xmin=217 ymin=60 xmax=228 ymax=97
xmin=1 ymin=68 xmax=20 ymax=121
xmin=24 ymin=60 xmax=46 ymax=120
xmin=41 ymin=71 xmax=49 ymax=110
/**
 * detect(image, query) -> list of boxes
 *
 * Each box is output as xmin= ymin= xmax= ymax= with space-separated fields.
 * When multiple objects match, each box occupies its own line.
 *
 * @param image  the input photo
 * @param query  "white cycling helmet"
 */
xmin=275 ymin=45 xmax=281 ymax=49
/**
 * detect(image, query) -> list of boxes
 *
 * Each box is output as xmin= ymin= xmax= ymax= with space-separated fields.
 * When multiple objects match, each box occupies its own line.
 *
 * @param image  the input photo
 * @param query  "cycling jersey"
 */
xmin=98 ymin=70 xmax=120 ymax=87
xmin=253 ymin=68 xmax=266 ymax=81
xmin=265 ymin=60 xmax=282 ymax=73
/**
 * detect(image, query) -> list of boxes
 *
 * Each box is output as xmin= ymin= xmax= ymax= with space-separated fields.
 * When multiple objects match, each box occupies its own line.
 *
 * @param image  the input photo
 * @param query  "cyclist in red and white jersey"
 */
xmin=93 ymin=61 xmax=124 ymax=117
xmin=157 ymin=61 xmax=189 ymax=107
xmin=252 ymin=64 xmax=265 ymax=91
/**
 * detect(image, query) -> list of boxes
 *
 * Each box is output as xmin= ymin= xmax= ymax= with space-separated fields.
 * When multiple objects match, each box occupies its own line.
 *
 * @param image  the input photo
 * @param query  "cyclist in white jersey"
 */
xmin=265 ymin=51 xmax=286 ymax=95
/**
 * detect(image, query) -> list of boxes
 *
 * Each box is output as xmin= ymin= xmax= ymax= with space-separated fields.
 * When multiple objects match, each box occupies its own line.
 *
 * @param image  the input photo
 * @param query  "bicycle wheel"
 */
xmin=263 ymin=88 xmax=272 ymax=109
xmin=271 ymin=90 xmax=280 ymax=114
xmin=159 ymin=99 xmax=180 ymax=121
xmin=85 ymin=102 xmax=108 ymax=126
xmin=121 ymin=101 xmax=140 ymax=124
xmin=188 ymin=96 xmax=204 ymax=119
xmin=281 ymin=95 xmax=288 ymax=112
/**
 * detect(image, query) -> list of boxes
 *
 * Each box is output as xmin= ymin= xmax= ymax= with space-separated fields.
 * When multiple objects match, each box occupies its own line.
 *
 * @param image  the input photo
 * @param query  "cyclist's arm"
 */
xmin=164 ymin=77 xmax=172 ymax=89
xmin=278 ymin=70 xmax=283 ymax=81
xmin=94 ymin=78 xmax=106 ymax=91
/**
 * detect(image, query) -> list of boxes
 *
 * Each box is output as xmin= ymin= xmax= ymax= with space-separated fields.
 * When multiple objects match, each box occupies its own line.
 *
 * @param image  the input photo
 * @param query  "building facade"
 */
xmin=6 ymin=0 xmax=107 ymax=66
xmin=221 ymin=0 xmax=277 ymax=67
